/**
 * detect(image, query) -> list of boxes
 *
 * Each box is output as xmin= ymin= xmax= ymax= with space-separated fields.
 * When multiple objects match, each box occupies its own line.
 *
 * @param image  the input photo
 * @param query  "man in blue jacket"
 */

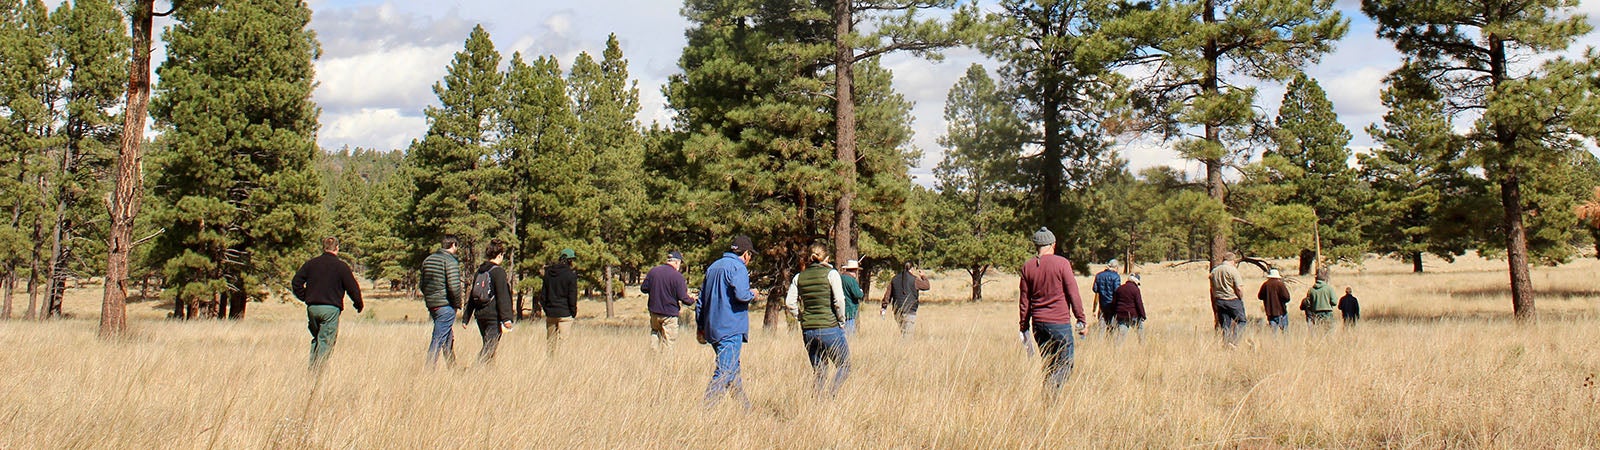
xmin=696 ymin=235 xmax=758 ymax=408
xmin=1092 ymin=262 xmax=1120 ymax=334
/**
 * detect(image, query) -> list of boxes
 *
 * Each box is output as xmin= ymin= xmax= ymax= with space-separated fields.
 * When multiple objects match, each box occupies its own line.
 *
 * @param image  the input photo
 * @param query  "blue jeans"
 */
xmin=1215 ymin=299 xmax=1246 ymax=345
xmin=1032 ymin=322 xmax=1076 ymax=392
xmin=704 ymin=334 xmax=750 ymax=408
xmin=427 ymin=306 xmax=457 ymax=367
xmin=1267 ymin=314 xmax=1288 ymax=332
xmin=803 ymin=327 xmax=850 ymax=396
xmin=842 ymin=318 xmax=857 ymax=337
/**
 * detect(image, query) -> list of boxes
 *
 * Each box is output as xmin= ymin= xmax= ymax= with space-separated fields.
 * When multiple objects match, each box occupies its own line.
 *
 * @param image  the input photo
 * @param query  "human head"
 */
xmin=1105 ymin=260 xmax=1118 ymax=272
xmin=730 ymin=235 xmax=755 ymax=262
xmin=666 ymin=250 xmax=683 ymax=269
xmin=807 ymin=243 xmax=829 ymax=265
xmin=440 ymin=235 xmax=459 ymax=254
xmin=1316 ymin=268 xmax=1330 ymax=282
xmin=841 ymin=259 xmax=861 ymax=273
xmin=321 ymin=237 xmax=339 ymax=254
xmin=484 ymin=239 xmax=506 ymax=262
xmin=1345 ymin=286 xmax=1353 ymax=294
xmin=559 ymin=248 xmax=576 ymax=263
xmin=1031 ymin=227 xmax=1056 ymax=255
xmin=1128 ymin=273 xmax=1141 ymax=285
xmin=1266 ymin=268 xmax=1282 ymax=279
xmin=1223 ymin=251 xmax=1238 ymax=265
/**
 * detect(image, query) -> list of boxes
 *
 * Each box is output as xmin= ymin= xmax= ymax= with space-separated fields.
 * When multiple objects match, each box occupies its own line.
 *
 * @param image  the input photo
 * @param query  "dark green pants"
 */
xmin=307 ymin=305 xmax=341 ymax=368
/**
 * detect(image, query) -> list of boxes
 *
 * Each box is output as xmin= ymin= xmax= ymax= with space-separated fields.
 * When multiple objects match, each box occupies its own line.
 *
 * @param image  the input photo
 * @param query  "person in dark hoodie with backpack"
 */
xmin=542 ymin=248 xmax=580 ymax=356
xmin=468 ymin=239 xmax=514 ymax=364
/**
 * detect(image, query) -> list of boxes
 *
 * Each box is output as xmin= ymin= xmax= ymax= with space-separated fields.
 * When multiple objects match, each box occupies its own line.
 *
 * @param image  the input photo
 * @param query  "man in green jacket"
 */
xmin=1302 ymin=269 xmax=1337 ymax=331
xmin=840 ymin=259 xmax=865 ymax=336
xmin=419 ymin=236 xmax=464 ymax=368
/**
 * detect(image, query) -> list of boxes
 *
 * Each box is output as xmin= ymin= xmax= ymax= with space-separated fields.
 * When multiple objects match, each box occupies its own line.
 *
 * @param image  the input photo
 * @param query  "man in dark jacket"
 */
xmin=1339 ymin=286 xmax=1360 ymax=326
xmin=542 ymin=248 xmax=579 ymax=355
xmin=419 ymin=236 xmax=463 ymax=367
xmin=1092 ymin=263 xmax=1120 ymax=334
xmin=291 ymin=237 xmax=363 ymax=369
xmin=642 ymin=250 xmax=695 ymax=350
xmin=880 ymin=262 xmax=930 ymax=338
xmin=1112 ymin=273 xmax=1146 ymax=342
xmin=471 ymin=239 xmax=514 ymax=364
xmin=1258 ymin=269 xmax=1291 ymax=332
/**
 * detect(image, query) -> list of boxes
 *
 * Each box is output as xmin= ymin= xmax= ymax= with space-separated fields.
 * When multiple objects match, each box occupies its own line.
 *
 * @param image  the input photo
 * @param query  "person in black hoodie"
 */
xmin=542 ymin=248 xmax=579 ymax=355
xmin=471 ymin=239 xmax=514 ymax=364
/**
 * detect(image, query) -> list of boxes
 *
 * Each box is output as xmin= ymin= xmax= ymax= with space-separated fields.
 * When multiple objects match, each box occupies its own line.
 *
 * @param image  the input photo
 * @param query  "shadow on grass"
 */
xmin=1365 ymin=309 xmax=1598 ymax=324
xmin=1436 ymin=286 xmax=1600 ymax=301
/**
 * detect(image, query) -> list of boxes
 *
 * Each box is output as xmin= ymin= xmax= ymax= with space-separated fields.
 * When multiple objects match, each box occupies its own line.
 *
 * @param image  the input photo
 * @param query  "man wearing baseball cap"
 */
xmin=696 ymin=235 xmax=759 ymax=408
xmin=642 ymin=250 xmax=696 ymax=350
xmin=1018 ymin=227 xmax=1086 ymax=396
xmin=542 ymin=248 xmax=580 ymax=356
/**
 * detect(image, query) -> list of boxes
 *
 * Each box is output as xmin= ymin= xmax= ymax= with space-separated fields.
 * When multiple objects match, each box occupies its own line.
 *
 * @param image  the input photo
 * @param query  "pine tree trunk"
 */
xmin=1202 ymin=0 xmax=1227 ymax=268
xmin=968 ymin=265 xmax=985 ymax=302
xmin=1412 ymin=252 xmax=1424 ymax=273
xmin=831 ymin=0 xmax=860 ymax=266
xmin=228 ymin=289 xmax=246 ymax=320
xmin=1502 ymin=173 xmax=1535 ymax=321
xmin=2 ymin=273 xmax=13 ymax=319
xmin=172 ymin=297 xmax=184 ymax=319
xmin=101 ymin=0 xmax=156 ymax=338
xmin=26 ymin=259 xmax=41 ymax=319
xmin=604 ymin=265 xmax=614 ymax=319
xmin=215 ymin=292 xmax=229 ymax=319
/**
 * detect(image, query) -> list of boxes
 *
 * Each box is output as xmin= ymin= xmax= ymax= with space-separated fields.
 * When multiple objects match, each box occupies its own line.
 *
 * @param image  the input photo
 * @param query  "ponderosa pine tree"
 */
xmin=929 ymin=64 xmax=1030 ymax=302
xmin=147 ymin=0 xmax=323 ymax=319
xmin=403 ymin=25 xmax=510 ymax=277
xmin=499 ymin=52 xmax=574 ymax=307
xmin=1360 ymin=64 xmax=1486 ymax=273
xmin=43 ymin=0 xmax=128 ymax=318
xmin=566 ymin=35 xmax=646 ymax=318
xmin=1239 ymin=73 xmax=1366 ymax=269
xmin=1363 ymin=0 xmax=1600 ymax=320
xmin=1110 ymin=0 xmax=1347 ymax=266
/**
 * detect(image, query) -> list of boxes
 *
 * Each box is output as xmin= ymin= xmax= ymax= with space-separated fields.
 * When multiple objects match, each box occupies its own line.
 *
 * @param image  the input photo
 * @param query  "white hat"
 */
xmin=842 ymin=259 xmax=861 ymax=270
xmin=1266 ymin=269 xmax=1282 ymax=279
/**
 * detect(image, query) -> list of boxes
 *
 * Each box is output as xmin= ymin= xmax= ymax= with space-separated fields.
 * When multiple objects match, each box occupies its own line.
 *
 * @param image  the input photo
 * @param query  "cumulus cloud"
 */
xmin=321 ymin=108 xmax=426 ymax=151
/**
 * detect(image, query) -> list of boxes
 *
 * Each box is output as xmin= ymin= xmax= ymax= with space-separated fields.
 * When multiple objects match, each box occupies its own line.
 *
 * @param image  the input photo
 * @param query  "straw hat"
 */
xmin=1266 ymin=269 xmax=1282 ymax=279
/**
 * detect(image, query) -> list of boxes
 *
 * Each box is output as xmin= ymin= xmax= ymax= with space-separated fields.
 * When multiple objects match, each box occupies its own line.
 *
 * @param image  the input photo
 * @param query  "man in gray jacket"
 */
xmin=420 ymin=236 xmax=464 ymax=367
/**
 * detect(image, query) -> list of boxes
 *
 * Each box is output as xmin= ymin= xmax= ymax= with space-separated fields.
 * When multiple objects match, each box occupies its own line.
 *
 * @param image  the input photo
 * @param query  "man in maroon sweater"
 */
xmin=1018 ymin=227 xmax=1087 ymax=395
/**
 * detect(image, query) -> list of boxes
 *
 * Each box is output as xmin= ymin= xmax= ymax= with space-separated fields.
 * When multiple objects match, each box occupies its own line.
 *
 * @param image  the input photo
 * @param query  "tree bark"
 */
xmin=101 ymin=0 xmax=155 ymax=337
xmin=831 ymin=0 xmax=860 ymax=266
xmin=227 ymin=289 xmax=246 ymax=320
xmin=1203 ymin=0 xmax=1227 ymax=269
xmin=1502 ymin=173 xmax=1535 ymax=321
xmin=968 ymin=265 xmax=986 ymax=302
xmin=2 ymin=274 xmax=13 ymax=319
xmin=1412 ymin=252 xmax=1424 ymax=273
xmin=604 ymin=264 xmax=614 ymax=319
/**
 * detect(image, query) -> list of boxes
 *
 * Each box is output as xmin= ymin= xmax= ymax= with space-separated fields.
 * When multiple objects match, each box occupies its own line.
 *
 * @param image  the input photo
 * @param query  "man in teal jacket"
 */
xmin=840 ymin=259 xmax=865 ymax=336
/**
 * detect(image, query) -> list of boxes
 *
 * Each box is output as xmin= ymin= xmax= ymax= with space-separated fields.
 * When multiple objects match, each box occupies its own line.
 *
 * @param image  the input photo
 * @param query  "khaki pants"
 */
xmin=650 ymin=313 xmax=679 ymax=350
xmin=546 ymin=316 xmax=574 ymax=355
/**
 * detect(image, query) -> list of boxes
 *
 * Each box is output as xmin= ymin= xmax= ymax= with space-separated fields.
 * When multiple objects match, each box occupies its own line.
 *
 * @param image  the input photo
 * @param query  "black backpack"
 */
xmin=469 ymin=269 xmax=495 ymax=308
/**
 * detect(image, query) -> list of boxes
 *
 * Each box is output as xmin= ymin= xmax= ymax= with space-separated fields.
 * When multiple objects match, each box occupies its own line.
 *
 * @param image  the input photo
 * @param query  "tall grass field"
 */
xmin=2 ymin=253 xmax=1597 ymax=448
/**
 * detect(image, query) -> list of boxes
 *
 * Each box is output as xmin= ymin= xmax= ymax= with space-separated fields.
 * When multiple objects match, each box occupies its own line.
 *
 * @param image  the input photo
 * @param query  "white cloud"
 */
xmin=314 ymin=44 xmax=457 ymax=113
xmin=320 ymin=108 xmax=426 ymax=151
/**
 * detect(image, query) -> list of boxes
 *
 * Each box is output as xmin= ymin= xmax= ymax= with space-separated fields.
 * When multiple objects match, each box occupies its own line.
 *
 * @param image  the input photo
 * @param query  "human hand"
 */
xmin=1075 ymin=323 xmax=1088 ymax=336
xmin=501 ymin=321 xmax=513 ymax=332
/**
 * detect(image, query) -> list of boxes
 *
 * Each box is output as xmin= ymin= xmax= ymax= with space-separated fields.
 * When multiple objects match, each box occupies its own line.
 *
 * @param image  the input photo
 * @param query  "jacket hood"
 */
xmin=1313 ymin=280 xmax=1329 ymax=289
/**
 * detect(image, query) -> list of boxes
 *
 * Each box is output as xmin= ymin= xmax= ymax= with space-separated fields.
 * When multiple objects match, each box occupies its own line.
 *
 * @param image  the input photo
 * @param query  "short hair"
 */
xmin=807 ymin=243 xmax=829 ymax=264
xmin=440 ymin=235 xmax=459 ymax=250
xmin=484 ymin=239 xmax=506 ymax=260
xmin=321 ymin=237 xmax=339 ymax=253
xmin=904 ymin=261 xmax=915 ymax=270
xmin=1223 ymin=251 xmax=1238 ymax=262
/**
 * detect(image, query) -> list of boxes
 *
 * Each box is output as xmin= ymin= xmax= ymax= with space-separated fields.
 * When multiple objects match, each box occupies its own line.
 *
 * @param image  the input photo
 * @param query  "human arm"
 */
xmin=342 ymin=262 xmax=363 ymax=312
xmin=880 ymin=279 xmax=893 ymax=311
xmin=914 ymin=272 xmax=930 ymax=291
xmin=731 ymin=264 xmax=755 ymax=304
xmin=493 ymin=266 xmax=513 ymax=324
xmin=291 ymin=264 xmax=310 ymax=303
xmin=1063 ymin=268 xmax=1087 ymax=333
xmin=675 ymin=273 xmax=695 ymax=306
xmin=1018 ymin=270 xmax=1032 ymax=332
xmin=563 ymin=271 xmax=578 ymax=315
xmin=1134 ymin=288 xmax=1146 ymax=320
xmin=445 ymin=256 xmax=463 ymax=309
xmin=828 ymin=270 xmax=846 ymax=324
xmin=843 ymin=275 xmax=864 ymax=305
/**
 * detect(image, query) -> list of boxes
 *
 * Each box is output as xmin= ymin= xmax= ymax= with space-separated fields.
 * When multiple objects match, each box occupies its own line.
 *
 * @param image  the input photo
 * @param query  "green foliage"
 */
xmin=402 ymin=25 xmax=509 ymax=273
xmin=1359 ymin=64 xmax=1488 ymax=270
xmin=563 ymin=35 xmax=647 ymax=281
xmin=49 ymin=0 xmax=129 ymax=279
xmin=147 ymin=0 xmax=324 ymax=306
xmin=499 ymin=52 xmax=576 ymax=290
xmin=321 ymin=148 xmax=411 ymax=285
xmin=1236 ymin=73 xmax=1367 ymax=262
xmin=0 ymin=0 xmax=61 ymax=287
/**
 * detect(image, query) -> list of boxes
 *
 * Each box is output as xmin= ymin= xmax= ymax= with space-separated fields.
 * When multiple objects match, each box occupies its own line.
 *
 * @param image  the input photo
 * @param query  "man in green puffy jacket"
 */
xmin=420 ymin=236 xmax=464 ymax=368
xmin=1301 ymin=269 xmax=1337 ymax=331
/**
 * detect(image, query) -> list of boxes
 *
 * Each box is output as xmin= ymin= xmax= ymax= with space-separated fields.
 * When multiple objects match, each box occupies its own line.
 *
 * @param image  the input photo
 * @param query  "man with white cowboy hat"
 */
xmin=1257 ymin=268 xmax=1292 ymax=332
xmin=838 ymin=259 xmax=866 ymax=336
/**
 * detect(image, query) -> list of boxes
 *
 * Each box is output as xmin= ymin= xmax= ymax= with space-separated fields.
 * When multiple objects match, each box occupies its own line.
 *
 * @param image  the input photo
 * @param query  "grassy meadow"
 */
xmin=2 ymin=253 xmax=1598 ymax=448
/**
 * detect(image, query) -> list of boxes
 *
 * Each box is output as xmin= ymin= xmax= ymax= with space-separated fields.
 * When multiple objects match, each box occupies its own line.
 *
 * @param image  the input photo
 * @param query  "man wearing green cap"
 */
xmin=542 ymin=248 xmax=579 ymax=355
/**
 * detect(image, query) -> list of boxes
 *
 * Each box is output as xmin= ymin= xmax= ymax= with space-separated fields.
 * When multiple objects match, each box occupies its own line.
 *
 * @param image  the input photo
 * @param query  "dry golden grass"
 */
xmin=2 ymin=253 xmax=1598 ymax=448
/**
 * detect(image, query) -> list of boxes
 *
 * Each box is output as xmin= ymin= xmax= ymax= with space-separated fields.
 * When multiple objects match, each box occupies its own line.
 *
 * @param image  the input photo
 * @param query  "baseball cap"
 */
xmin=559 ymin=248 xmax=577 ymax=260
xmin=667 ymin=251 xmax=683 ymax=262
xmin=730 ymin=235 xmax=754 ymax=254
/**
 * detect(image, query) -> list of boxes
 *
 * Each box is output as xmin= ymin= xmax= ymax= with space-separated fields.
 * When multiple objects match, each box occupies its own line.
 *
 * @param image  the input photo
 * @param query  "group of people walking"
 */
xmin=284 ymin=227 xmax=1365 ymax=401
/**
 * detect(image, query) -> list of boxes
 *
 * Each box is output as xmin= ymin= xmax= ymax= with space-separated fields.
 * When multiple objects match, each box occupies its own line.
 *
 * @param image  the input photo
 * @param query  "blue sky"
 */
xmin=194 ymin=1 xmax=1600 ymax=182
